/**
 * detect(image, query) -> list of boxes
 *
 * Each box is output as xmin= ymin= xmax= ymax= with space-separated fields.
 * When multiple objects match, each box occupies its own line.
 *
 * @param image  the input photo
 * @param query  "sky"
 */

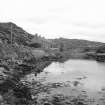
xmin=0 ymin=0 xmax=105 ymax=42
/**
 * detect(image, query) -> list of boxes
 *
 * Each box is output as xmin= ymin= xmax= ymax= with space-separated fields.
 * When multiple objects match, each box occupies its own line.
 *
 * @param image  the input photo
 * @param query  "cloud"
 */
xmin=0 ymin=0 xmax=105 ymax=42
xmin=26 ymin=17 xmax=49 ymax=25
xmin=72 ymin=22 xmax=105 ymax=29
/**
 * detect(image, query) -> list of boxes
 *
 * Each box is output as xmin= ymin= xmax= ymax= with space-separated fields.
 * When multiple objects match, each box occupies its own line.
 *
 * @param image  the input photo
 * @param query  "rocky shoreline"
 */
xmin=0 ymin=54 xmax=58 ymax=105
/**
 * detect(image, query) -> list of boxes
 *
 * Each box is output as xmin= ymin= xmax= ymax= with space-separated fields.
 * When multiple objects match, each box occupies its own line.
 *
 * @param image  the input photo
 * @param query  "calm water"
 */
xmin=37 ymin=59 xmax=105 ymax=92
xmin=26 ymin=59 xmax=105 ymax=104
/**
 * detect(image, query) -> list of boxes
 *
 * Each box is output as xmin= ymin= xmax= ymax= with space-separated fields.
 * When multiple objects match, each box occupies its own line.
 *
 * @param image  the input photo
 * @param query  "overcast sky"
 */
xmin=0 ymin=0 xmax=105 ymax=42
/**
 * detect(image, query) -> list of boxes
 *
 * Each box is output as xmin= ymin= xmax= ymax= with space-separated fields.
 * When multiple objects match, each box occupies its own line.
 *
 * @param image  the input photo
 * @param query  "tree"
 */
xmin=29 ymin=43 xmax=42 ymax=48
xmin=59 ymin=43 xmax=64 ymax=52
xmin=96 ymin=46 xmax=105 ymax=53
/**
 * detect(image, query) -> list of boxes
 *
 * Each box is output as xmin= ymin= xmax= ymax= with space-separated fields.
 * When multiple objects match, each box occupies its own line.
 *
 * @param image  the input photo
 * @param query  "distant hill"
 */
xmin=0 ymin=22 xmax=104 ymax=49
xmin=50 ymin=38 xmax=105 ymax=50
xmin=0 ymin=22 xmax=105 ymax=60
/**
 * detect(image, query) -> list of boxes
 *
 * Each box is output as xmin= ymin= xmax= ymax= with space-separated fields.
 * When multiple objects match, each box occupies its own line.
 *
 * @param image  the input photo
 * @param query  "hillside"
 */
xmin=0 ymin=22 xmax=104 ymax=49
xmin=0 ymin=23 xmax=26 ymax=59
xmin=50 ymin=38 xmax=105 ymax=50
xmin=0 ymin=22 xmax=105 ymax=61
xmin=0 ymin=22 xmax=49 ymax=60
xmin=0 ymin=22 xmax=34 ymax=45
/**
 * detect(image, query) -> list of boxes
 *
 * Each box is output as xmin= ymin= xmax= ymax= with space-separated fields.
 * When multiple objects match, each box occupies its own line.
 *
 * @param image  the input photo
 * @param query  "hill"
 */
xmin=50 ymin=38 xmax=105 ymax=50
xmin=0 ymin=22 xmax=50 ymax=60
xmin=0 ymin=22 xmax=34 ymax=45
xmin=0 ymin=22 xmax=105 ymax=60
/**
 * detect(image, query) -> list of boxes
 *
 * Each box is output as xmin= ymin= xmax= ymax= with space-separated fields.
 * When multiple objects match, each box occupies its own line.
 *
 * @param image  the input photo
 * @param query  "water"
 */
xmin=35 ymin=59 xmax=105 ymax=104
xmin=37 ymin=59 xmax=105 ymax=91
